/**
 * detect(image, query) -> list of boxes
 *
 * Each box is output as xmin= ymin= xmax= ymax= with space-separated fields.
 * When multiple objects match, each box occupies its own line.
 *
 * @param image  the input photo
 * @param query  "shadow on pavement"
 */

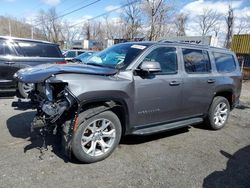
xmin=120 ymin=127 xmax=190 ymax=145
xmin=6 ymin=111 xmax=70 ymax=163
xmin=203 ymin=145 xmax=250 ymax=188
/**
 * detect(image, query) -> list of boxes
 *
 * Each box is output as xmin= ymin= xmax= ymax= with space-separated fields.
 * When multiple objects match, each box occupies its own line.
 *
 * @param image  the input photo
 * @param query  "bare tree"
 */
xmin=142 ymin=0 xmax=171 ymax=41
xmin=196 ymin=8 xmax=221 ymax=36
xmin=120 ymin=0 xmax=142 ymax=40
xmin=174 ymin=13 xmax=188 ymax=36
xmin=224 ymin=5 xmax=234 ymax=48
xmin=60 ymin=20 xmax=80 ymax=49
xmin=235 ymin=15 xmax=250 ymax=35
xmin=0 ymin=16 xmax=46 ymax=39
xmin=36 ymin=8 xmax=62 ymax=43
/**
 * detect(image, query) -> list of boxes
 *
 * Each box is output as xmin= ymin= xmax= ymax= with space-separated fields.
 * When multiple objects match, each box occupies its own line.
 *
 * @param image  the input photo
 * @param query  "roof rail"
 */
xmin=158 ymin=39 xmax=210 ymax=47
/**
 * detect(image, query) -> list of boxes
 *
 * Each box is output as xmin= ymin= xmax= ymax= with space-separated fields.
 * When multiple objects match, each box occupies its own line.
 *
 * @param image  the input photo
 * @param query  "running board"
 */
xmin=132 ymin=118 xmax=203 ymax=135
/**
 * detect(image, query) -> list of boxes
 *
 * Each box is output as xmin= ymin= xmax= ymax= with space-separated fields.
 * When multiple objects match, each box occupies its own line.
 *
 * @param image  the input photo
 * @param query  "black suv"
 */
xmin=15 ymin=41 xmax=242 ymax=163
xmin=0 ymin=36 xmax=65 ymax=97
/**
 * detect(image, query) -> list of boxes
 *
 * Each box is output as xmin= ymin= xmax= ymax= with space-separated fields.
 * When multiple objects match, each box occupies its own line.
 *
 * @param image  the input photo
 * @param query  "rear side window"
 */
xmin=213 ymin=52 xmax=236 ymax=72
xmin=15 ymin=41 xmax=62 ymax=58
xmin=182 ymin=48 xmax=211 ymax=73
xmin=0 ymin=40 xmax=13 ymax=56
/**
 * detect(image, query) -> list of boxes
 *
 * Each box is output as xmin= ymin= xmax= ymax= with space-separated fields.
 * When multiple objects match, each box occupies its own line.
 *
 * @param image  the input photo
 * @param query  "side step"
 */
xmin=132 ymin=118 xmax=203 ymax=135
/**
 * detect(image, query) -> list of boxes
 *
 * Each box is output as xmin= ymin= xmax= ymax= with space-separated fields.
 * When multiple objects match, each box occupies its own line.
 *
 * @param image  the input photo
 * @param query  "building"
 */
xmin=231 ymin=34 xmax=250 ymax=79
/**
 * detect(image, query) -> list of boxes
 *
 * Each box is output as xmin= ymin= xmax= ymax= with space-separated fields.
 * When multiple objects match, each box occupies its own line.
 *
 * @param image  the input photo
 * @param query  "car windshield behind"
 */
xmin=85 ymin=43 xmax=150 ymax=69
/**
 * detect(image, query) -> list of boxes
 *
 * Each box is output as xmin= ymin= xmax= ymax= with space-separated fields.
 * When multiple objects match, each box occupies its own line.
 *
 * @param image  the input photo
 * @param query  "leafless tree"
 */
xmin=224 ymin=5 xmax=234 ymax=48
xmin=142 ymin=0 xmax=171 ymax=41
xmin=60 ymin=20 xmax=80 ymax=49
xmin=36 ymin=8 xmax=62 ymax=43
xmin=174 ymin=13 xmax=188 ymax=36
xmin=196 ymin=8 xmax=221 ymax=36
xmin=120 ymin=0 xmax=142 ymax=40
xmin=0 ymin=16 xmax=46 ymax=39
xmin=235 ymin=15 xmax=250 ymax=35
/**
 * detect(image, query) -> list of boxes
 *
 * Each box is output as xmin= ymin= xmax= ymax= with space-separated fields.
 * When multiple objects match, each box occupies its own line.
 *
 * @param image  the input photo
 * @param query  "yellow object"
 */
xmin=231 ymin=34 xmax=250 ymax=54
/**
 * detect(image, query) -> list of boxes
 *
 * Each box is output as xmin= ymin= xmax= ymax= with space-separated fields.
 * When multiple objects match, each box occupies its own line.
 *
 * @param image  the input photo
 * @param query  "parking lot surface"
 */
xmin=0 ymin=82 xmax=249 ymax=188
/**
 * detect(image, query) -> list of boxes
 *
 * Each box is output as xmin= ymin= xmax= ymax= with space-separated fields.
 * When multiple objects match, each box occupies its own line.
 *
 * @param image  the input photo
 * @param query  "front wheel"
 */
xmin=18 ymin=82 xmax=34 ymax=98
xmin=206 ymin=96 xmax=230 ymax=130
xmin=72 ymin=110 xmax=122 ymax=163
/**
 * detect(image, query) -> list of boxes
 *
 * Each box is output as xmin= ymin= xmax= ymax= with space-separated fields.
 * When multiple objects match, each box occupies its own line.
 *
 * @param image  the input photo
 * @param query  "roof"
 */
xmin=122 ymin=40 xmax=229 ymax=51
xmin=231 ymin=34 xmax=250 ymax=54
xmin=0 ymin=36 xmax=57 ymax=45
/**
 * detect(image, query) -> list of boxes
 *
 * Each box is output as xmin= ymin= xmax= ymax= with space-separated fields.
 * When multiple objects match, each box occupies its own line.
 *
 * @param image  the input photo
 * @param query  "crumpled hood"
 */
xmin=14 ymin=63 xmax=118 ymax=83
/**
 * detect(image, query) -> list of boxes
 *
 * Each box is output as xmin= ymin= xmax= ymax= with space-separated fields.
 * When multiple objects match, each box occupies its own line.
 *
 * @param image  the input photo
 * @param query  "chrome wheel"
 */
xmin=81 ymin=118 xmax=116 ymax=157
xmin=18 ymin=82 xmax=34 ymax=98
xmin=213 ymin=102 xmax=228 ymax=127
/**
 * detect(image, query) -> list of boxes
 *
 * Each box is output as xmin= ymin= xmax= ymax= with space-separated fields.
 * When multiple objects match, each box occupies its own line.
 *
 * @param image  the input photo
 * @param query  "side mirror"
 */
xmin=140 ymin=61 xmax=161 ymax=72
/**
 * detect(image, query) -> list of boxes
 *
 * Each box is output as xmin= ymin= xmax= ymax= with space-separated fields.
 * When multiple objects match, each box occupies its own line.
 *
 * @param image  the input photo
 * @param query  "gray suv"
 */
xmin=14 ymin=41 xmax=242 ymax=163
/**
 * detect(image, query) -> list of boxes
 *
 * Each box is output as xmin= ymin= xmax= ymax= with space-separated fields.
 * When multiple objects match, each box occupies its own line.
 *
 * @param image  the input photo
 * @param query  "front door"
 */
xmin=133 ymin=46 xmax=183 ymax=126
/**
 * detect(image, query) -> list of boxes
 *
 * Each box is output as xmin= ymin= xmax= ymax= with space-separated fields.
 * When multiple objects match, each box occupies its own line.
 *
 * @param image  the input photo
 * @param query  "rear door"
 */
xmin=0 ymin=40 xmax=19 ymax=90
xmin=133 ymin=46 xmax=183 ymax=126
xmin=180 ymin=48 xmax=215 ymax=117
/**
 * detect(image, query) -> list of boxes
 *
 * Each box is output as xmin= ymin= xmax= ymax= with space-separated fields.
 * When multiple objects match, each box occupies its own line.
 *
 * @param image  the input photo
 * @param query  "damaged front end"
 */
xmin=30 ymin=81 xmax=79 ymax=157
xmin=14 ymin=69 xmax=80 ymax=157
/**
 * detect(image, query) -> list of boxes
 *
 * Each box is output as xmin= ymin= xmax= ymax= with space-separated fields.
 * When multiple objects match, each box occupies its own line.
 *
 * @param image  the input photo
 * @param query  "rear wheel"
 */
xmin=72 ymin=110 xmax=121 ymax=163
xmin=206 ymin=96 xmax=230 ymax=130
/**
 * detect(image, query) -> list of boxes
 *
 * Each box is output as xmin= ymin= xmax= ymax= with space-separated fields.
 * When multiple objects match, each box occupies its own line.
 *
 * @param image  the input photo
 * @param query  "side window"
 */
xmin=213 ymin=52 xmax=236 ymax=72
xmin=182 ymin=48 xmax=211 ymax=73
xmin=15 ymin=41 xmax=62 ymax=57
xmin=142 ymin=47 xmax=177 ymax=74
xmin=0 ymin=40 xmax=13 ymax=56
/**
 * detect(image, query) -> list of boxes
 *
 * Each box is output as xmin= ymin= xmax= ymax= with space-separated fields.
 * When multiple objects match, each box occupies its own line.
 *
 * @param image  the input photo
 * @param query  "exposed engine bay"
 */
xmin=15 ymin=82 xmax=79 ymax=158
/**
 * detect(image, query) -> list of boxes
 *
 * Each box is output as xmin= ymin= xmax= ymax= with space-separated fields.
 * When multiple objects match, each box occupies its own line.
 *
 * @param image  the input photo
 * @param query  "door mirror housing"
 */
xmin=140 ymin=61 xmax=162 ymax=72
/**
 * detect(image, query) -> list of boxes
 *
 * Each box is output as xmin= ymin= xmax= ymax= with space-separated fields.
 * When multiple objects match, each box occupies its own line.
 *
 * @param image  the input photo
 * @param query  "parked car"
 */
xmin=63 ymin=49 xmax=86 ymax=61
xmin=73 ymin=51 xmax=97 ymax=63
xmin=14 ymin=41 xmax=242 ymax=163
xmin=0 ymin=36 xmax=65 ymax=98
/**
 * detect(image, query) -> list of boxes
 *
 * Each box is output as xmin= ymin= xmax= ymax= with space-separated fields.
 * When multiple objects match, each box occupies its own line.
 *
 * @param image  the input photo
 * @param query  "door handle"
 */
xmin=169 ymin=81 xmax=180 ymax=86
xmin=4 ymin=61 xmax=15 ymax=64
xmin=207 ymin=79 xmax=216 ymax=83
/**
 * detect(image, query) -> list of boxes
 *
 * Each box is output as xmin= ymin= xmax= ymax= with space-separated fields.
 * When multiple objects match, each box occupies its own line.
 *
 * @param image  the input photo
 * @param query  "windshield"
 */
xmin=85 ymin=43 xmax=149 ymax=69
xmin=77 ymin=52 xmax=96 ymax=62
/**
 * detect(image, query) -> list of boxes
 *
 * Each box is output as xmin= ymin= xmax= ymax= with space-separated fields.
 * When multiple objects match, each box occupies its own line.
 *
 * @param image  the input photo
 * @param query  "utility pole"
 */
xmin=31 ymin=26 xmax=34 ymax=39
xmin=225 ymin=5 xmax=234 ymax=48
xmin=8 ymin=19 xmax=12 ymax=36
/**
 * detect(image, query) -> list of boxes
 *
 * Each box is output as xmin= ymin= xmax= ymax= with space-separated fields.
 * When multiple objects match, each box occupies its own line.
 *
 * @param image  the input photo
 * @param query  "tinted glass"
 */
xmin=182 ymin=49 xmax=211 ymax=73
xmin=143 ymin=47 xmax=177 ymax=74
xmin=15 ymin=41 xmax=62 ymax=57
xmin=0 ymin=40 xmax=13 ymax=56
xmin=213 ymin=52 xmax=236 ymax=72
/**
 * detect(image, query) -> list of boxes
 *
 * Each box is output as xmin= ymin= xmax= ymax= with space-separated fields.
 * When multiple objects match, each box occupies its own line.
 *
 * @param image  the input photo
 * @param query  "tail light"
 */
xmin=56 ymin=61 xmax=67 ymax=64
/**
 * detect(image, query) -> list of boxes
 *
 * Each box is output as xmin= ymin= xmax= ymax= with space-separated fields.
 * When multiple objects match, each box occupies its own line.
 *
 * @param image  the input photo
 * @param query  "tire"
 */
xmin=18 ymin=82 xmax=34 ymax=98
xmin=72 ymin=110 xmax=122 ymax=163
xmin=206 ymin=96 xmax=230 ymax=130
